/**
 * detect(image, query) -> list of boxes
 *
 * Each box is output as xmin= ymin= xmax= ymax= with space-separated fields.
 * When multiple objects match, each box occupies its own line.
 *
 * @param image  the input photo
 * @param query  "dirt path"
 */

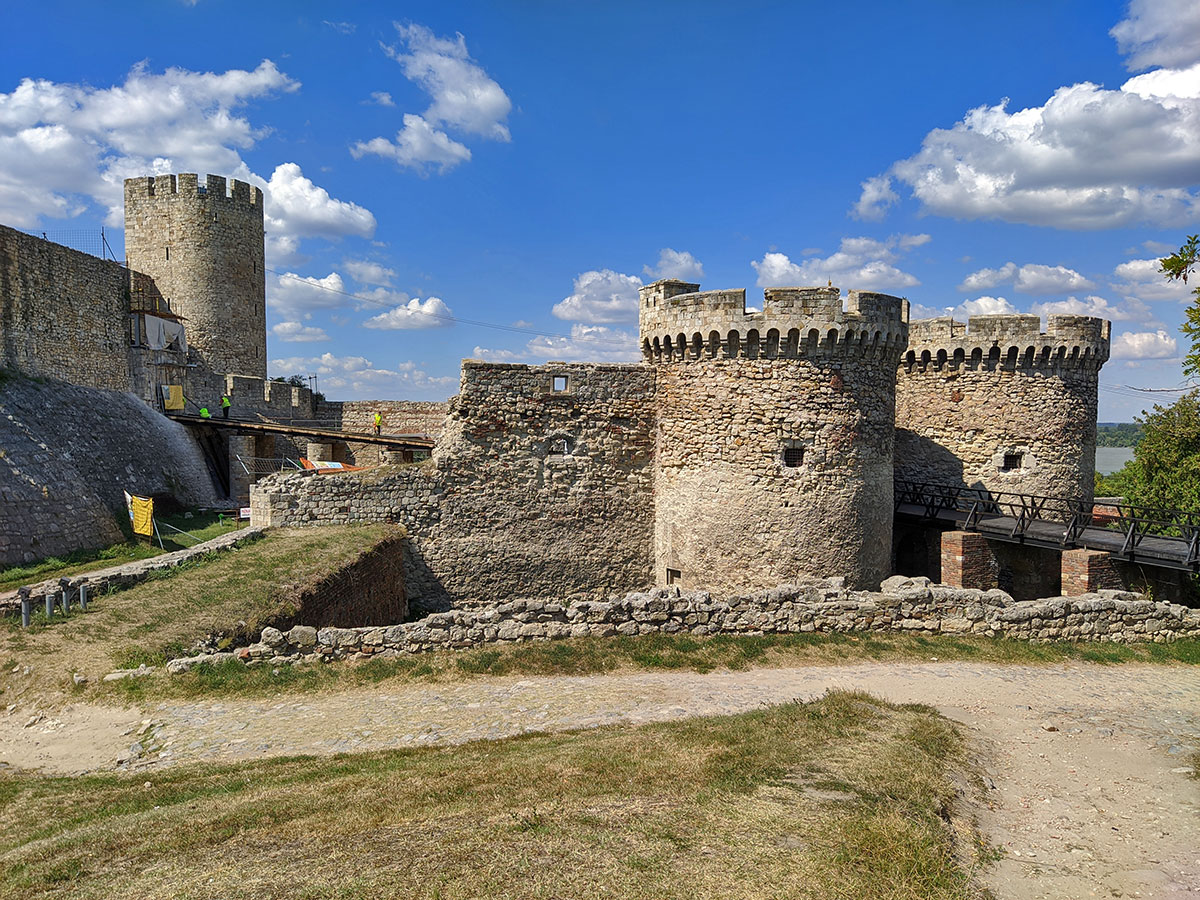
xmin=2 ymin=662 xmax=1197 ymax=898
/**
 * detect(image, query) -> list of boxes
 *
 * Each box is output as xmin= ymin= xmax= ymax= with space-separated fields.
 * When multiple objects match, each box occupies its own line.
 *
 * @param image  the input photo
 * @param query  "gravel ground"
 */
xmin=3 ymin=661 xmax=1197 ymax=899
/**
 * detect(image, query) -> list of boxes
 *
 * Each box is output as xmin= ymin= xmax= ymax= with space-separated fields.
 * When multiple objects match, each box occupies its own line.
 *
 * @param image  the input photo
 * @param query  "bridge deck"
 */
xmin=167 ymin=414 xmax=435 ymax=450
xmin=896 ymin=485 xmax=1199 ymax=573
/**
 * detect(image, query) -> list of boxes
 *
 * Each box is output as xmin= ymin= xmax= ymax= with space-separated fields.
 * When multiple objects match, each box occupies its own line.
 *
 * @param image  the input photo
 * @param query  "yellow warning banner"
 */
xmin=162 ymin=384 xmax=185 ymax=411
xmin=124 ymin=491 xmax=155 ymax=537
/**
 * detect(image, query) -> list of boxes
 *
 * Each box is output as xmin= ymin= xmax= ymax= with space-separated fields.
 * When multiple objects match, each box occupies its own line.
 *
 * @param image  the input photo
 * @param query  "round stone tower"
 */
xmin=895 ymin=314 xmax=1110 ymax=501
xmin=641 ymin=280 xmax=909 ymax=592
xmin=124 ymin=173 xmax=267 ymax=378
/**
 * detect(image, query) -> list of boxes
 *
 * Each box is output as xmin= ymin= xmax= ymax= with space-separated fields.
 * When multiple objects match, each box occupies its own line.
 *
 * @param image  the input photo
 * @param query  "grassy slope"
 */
xmin=0 ymin=691 xmax=989 ymax=900
xmin=0 ymin=526 xmax=393 ymax=697
xmin=0 ymin=511 xmax=245 ymax=593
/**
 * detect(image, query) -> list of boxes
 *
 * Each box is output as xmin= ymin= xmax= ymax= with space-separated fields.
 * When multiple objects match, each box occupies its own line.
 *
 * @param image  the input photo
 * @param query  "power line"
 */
xmin=266 ymin=267 xmax=637 ymax=348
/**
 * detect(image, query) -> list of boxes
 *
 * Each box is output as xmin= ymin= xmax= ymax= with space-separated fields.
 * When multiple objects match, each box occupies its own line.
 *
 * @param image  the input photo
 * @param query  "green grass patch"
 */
xmin=0 ymin=526 xmax=395 ymax=698
xmin=0 ymin=690 xmax=989 ymax=899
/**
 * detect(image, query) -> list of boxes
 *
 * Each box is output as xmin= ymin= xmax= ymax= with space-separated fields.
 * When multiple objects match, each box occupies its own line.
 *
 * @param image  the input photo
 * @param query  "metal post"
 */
xmin=60 ymin=578 xmax=71 ymax=615
xmin=78 ymin=580 xmax=88 ymax=612
xmin=18 ymin=588 xmax=30 ymax=628
xmin=45 ymin=591 xmax=54 ymax=619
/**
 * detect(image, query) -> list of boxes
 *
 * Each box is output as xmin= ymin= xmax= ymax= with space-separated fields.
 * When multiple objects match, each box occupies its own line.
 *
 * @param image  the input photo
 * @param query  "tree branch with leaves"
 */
xmin=1159 ymin=234 xmax=1200 ymax=383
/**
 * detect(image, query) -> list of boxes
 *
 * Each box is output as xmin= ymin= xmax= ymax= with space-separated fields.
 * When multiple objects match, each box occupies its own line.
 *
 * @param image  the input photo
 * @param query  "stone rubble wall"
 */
xmin=303 ymin=399 xmax=449 ymax=466
xmin=0 ymin=224 xmax=132 ymax=391
xmin=252 ymin=361 xmax=658 ymax=610
xmin=173 ymin=576 xmax=1200 ymax=671
xmin=896 ymin=315 xmax=1109 ymax=501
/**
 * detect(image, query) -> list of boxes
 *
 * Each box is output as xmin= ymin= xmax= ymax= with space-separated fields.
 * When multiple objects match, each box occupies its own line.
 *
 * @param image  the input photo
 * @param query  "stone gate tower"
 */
xmin=640 ymin=280 xmax=909 ymax=592
xmin=895 ymin=314 xmax=1110 ymax=500
xmin=124 ymin=173 xmax=267 ymax=378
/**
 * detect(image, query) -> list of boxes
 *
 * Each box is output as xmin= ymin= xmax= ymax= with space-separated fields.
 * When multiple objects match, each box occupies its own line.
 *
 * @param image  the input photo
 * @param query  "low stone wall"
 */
xmin=167 ymin=576 xmax=1200 ymax=671
xmin=2 ymin=527 xmax=265 ymax=613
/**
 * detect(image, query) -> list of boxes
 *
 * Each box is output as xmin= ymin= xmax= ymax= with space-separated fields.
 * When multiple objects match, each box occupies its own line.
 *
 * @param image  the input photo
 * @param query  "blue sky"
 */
xmin=2 ymin=0 xmax=1199 ymax=420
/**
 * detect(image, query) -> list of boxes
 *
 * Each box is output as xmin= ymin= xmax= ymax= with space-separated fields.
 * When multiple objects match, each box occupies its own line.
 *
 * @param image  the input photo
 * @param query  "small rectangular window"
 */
xmin=1001 ymin=452 xmax=1023 ymax=471
xmin=551 ymin=375 xmax=568 ymax=393
xmin=165 ymin=246 xmax=170 ymax=260
xmin=666 ymin=568 xmax=682 ymax=586
xmin=783 ymin=447 xmax=805 ymax=467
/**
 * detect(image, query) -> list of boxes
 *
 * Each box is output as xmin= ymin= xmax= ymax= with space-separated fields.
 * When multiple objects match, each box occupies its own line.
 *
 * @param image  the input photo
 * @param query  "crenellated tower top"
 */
xmin=901 ymin=314 xmax=1111 ymax=374
xmin=638 ymin=280 xmax=909 ymax=363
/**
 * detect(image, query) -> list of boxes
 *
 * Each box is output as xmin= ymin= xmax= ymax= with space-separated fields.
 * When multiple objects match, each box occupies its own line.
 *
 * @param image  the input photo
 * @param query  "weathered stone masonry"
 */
xmin=254 ymin=361 xmax=657 ymax=610
xmin=641 ymin=281 xmax=908 ymax=591
xmin=896 ymin=315 xmax=1110 ymax=501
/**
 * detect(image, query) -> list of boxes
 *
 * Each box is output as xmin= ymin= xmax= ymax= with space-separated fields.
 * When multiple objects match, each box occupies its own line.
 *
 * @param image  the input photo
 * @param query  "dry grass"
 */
xmin=0 ymin=690 xmax=991 ymax=899
xmin=0 ymin=526 xmax=393 ymax=701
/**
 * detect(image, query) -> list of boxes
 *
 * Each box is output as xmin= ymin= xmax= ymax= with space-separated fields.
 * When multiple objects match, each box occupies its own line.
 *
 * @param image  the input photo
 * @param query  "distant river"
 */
xmin=1095 ymin=446 xmax=1135 ymax=474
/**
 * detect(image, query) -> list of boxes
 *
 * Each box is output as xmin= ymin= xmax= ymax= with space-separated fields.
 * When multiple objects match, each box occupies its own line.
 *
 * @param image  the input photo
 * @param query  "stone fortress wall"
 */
xmin=896 ymin=314 xmax=1110 ymax=501
xmin=0 ymin=224 xmax=132 ymax=391
xmin=641 ymin=280 xmax=909 ymax=591
xmin=253 ymin=362 xmax=657 ymax=610
xmin=124 ymin=174 xmax=268 ymax=378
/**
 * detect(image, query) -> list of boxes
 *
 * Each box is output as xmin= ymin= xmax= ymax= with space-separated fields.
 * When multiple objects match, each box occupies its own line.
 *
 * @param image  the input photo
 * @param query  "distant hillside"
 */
xmin=1096 ymin=423 xmax=1143 ymax=447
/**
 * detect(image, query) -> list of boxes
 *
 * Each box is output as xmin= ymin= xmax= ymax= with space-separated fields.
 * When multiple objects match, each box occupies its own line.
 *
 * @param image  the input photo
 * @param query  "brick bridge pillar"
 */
xmin=1061 ymin=549 xmax=1123 ymax=595
xmin=940 ymin=531 xmax=997 ymax=590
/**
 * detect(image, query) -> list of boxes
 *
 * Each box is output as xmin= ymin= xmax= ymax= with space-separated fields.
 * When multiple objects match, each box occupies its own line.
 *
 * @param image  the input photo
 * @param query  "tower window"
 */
xmin=551 ymin=375 xmax=568 ymax=393
xmin=165 ymin=247 xmax=169 ymax=260
xmin=666 ymin=568 xmax=682 ymax=585
xmin=1001 ymin=452 xmax=1023 ymax=471
xmin=547 ymin=436 xmax=574 ymax=457
xmin=783 ymin=446 xmax=805 ymax=467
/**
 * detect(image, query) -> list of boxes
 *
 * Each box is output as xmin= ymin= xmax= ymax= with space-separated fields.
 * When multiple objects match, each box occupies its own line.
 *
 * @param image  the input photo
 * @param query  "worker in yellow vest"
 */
xmin=221 ymin=394 xmax=232 ymax=419
xmin=199 ymin=406 xmax=212 ymax=419
xmin=373 ymin=411 xmax=383 ymax=436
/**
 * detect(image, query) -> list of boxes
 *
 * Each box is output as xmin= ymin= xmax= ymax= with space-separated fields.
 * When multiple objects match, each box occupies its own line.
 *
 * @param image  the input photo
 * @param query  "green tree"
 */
xmin=1097 ymin=238 xmax=1200 ymax=512
xmin=1158 ymin=234 xmax=1200 ymax=382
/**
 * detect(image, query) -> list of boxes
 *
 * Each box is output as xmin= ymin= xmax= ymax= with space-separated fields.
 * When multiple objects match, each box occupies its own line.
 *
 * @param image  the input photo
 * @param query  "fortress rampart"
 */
xmin=641 ymin=280 xmax=908 ymax=592
xmin=124 ymin=173 xmax=267 ymax=378
xmin=639 ymin=280 xmax=908 ymax=362
xmin=0 ymin=224 xmax=132 ymax=391
xmin=896 ymin=314 xmax=1110 ymax=500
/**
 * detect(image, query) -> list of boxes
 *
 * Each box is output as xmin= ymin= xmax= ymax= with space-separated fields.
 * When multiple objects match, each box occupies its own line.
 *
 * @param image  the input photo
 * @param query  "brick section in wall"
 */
xmin=940 ymin=530 xmax=998 ymax=590
xmin=1062 ymin=549 xmax=1125 ymax=596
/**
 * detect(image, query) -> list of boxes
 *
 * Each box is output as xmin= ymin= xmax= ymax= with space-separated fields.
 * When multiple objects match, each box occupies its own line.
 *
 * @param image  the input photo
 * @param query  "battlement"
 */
xmin=638 ymin=280 xmax=908 ymax=363
xmin=903 ymin=314 xmax=1111 ymax=373
xmin=123 ymin=173 xmax=263 ymax=215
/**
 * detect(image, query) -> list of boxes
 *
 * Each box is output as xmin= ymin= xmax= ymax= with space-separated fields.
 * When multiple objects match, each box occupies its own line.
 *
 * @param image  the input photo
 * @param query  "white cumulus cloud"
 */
xmin=268 ymin=352 xmax=456 ymax=398
xmin=268 ymin=272 xmax=347 ymax=318
xmin=551 ymin=269 xmax=643 ymax=324
xmin=1110 ymin=0 xmax=1200 ymax=71
xmin=271 ymin=321 xmax=330 ymax=342
xmin=957 ymin=262 xmax=1095 ymax=295
xmin=352 ymin=23 xmax=511 ymax=174
xmin=0 ymin=60 xmax=299 ymax=227
xmin=643 ymin=248 xmax=704 ymax=281
xmin=261 ymin=163 xmax=375 ymax=242
xmin=363 ymin=296 xmax=454 ymax=329
xmin=752 ymin=234 xmax=926 ymax=292
xmin=1111 ymin=329 xmax=1179 ymax=359
xmin=1112 ymin=257 xmax=1195 ymax=301
xmin=854 ymin=6 xmax=1200 ymax=230
xmin=474 ymin=324 xmax=640 ymax=365
xmin=343 ymin=259 xmax=396 ymax=287
xmin=1029 ymin=294 xmax=1153 ymax=324
xmin=955 ymin=296 xmax=1018 ymax=317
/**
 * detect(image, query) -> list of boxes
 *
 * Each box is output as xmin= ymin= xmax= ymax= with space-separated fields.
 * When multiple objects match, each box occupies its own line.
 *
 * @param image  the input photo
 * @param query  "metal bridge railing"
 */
xmin=895 ymin=480 xmax=1200 ymax=569
xmin=235 ymin=456 xmax=304 ymax=476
